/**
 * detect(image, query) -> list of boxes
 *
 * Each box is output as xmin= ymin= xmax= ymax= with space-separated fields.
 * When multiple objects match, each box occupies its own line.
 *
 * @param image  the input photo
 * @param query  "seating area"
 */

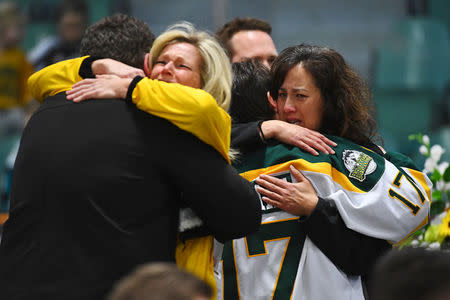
xmin=371 ymin=15 xmax=449 ymax=160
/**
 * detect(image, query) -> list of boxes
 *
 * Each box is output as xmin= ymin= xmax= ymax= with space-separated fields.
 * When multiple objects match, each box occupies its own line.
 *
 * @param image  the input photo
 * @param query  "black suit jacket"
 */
xmin=0 ymin=94 xmax=260 ymax=300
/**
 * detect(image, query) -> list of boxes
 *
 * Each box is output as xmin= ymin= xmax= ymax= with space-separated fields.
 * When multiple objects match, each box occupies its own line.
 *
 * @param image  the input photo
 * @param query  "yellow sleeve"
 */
xmin=27 ymin=58 xmax=231 ymax=162
xmin=27 ymin=56 xmax=88 ymax=102
xmin=132 ymin=78 xmax=231 ymax=162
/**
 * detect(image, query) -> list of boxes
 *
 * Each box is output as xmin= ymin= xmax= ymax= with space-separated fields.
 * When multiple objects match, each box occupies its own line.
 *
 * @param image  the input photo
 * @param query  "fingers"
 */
xmin=255 ymin=174 xmax=290 ymax=189
xmin=289 ymin=165 xmax=307 ymax=183
xmin=319 ymin=135 xmax=337 ymax=147
xmin=294 ymin=140 xmax=319 ymax=156
xmin=68 ymin=80 xmax=103 ymax=102
xmin=260 ymin=196 xmax=283 ymax=209
xmin=255 ymin=185 xmax=283 ymax=202
xmin=289 ymin=127 xmax=336 ymax=155
xmin=294 ymin=136 xmax=333 ymax=155
xmin=70 ymin=79 xmax=96 ymax=89
xmin=322 ymin=144 xmax=335 ymax=154
xmin=255 ymin=184 xmax=289 ymax=211
xmin=67 ymin=87 xmax=96 ymax=102
xmin=254 ymin=177 xmax=285 ymax=197
xmin=305 ymin=132 xmax=335 ymax=154
xmin=309 ymin=135 xmax=335 ymax=154
xmin=66 ymin=81 xmax=98 ymax=102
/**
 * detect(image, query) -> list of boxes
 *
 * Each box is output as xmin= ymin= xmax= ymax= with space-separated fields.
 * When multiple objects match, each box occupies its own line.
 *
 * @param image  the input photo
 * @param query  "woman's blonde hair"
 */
xmin=148 ymin=22 xmax=232 ymax=111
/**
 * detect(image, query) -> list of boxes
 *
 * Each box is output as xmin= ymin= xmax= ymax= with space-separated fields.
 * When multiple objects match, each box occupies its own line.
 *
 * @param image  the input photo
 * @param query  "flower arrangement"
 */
xmin=402 ymin=133 xmax=450 ymax=249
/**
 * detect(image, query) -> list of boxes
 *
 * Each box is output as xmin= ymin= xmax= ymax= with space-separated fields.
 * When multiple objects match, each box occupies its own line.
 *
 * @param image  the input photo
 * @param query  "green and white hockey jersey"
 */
xmin=215 ymin=136 xmax=431 ymax=300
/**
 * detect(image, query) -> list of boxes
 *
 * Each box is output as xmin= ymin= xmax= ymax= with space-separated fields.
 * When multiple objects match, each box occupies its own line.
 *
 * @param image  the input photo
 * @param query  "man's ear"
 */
xmin=267 ymin=91 xmax=277 ymax=112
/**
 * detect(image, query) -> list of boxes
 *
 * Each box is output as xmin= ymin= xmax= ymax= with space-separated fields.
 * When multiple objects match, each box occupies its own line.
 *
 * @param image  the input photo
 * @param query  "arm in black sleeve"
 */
xmin=303 ymin=197 xmax=391 ymax=276
xmin=160 ymin=120 xmax=261 ymax=242
xmin=78 ymin=56 xmax=103 ymax=78
xmin=231 ymin=121 xmax=265 ymax=153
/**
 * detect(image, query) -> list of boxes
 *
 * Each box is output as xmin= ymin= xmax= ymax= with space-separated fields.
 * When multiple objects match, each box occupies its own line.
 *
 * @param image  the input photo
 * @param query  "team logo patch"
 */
xmin=342 ymin=150 xmax=377 ymax=181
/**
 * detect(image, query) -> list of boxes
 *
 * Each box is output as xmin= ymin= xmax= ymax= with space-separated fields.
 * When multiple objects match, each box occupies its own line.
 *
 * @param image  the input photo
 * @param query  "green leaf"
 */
xmin=432 ymin=190 xmax=442 ymax=201
xmin=430 ymin=169 xmax=442 ymax=182
xmin=424 ymin=224 xmax=445 ymax=244
xmin=443 ymin=166 xmax=450 ymax=182
xmin=430 ymin=200 xmax=446 ymax=216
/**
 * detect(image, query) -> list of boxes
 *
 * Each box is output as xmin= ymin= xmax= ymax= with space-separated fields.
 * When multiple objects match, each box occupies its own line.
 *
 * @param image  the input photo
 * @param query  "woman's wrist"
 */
xmin=260 ymin=120 xmax=281 ymax=140
xmin=257 ymin=121 xmax=267 ymax=143
xmin=125 ymin=76 xmax=143 ymax=101
xmin=117 ymin=78 xmax=133 ymax=99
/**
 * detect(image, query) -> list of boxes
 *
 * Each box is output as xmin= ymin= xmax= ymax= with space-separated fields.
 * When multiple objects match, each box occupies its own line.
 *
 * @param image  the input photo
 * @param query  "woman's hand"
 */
xmin=254 ymin=165 xmax=319 ymax=216
xmin=92 ymin=58 xmax=145 ymax=78
xmin=261 ymin=120 xmax=336 ymax=155
xmin=66 ymin=75 xmax=132 ymax=102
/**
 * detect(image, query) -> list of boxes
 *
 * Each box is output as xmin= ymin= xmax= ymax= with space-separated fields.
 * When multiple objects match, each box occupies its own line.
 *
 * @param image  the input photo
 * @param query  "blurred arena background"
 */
xmin=1 ymin=0 xmax=449 ymax=220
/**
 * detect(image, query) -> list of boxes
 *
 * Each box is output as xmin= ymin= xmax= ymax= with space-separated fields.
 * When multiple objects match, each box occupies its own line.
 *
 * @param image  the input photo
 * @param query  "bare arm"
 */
xmin=91 ymin=58 xmax=144 ymax=78
xmin=261 ymin=120 xmax=336 ymax=155
xmin=231 ymin=120 xmax=337 ymax=156
xmin=66 ymin=75 xmax=131 ymax=101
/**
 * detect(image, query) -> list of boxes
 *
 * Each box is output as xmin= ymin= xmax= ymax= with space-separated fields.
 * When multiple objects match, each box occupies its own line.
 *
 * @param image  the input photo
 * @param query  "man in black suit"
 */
xmin=0 ymin=14 xmax=260 ymax=300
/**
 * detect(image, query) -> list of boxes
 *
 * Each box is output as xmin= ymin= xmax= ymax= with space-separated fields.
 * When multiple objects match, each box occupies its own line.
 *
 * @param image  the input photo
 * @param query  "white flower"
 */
xmin=424 ymin=158 xmax=437 ymax=173
xmin=419 ymin=145 xmax=428 ymax=155
xmin=445 ymin=182 xmax=450 ymax=192
xmin=422 ymin=135 xmax=430 ymax=145
xmin=428 ymin=242 xmax=441 ymax=249
xmin=436 ymin=179 xmax=445 ymax=191
xmin=430 ymin=144 xmax=445 ymax=162
xmin=437 ymin=161 xmax=449 ymax=174
xmin=410 ymin=240 xmax=419 ymax=246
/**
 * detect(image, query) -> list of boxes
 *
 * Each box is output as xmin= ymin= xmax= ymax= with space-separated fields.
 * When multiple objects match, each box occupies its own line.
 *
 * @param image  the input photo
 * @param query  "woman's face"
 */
xmin=274 ymin=64 xmax=324 ymax=131
xmin=150 ymin=42 xmax=202 ymax=89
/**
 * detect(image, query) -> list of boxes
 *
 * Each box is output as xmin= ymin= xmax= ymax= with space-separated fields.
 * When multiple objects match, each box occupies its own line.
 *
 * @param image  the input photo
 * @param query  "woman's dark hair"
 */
xmin=230 ymin=60 xmax=274 ymax=123
xmin=269 ymin=44 xmax=379 ymax=146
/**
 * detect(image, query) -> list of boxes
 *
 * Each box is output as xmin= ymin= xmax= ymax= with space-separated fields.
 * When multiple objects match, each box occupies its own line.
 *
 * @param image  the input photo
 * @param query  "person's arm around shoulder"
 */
xmin=27 ymin=56 xmax=144 ymax=102
xmin=27 ymin=56 xmax=89 ymax=102
xmin=232 ymin=120 xmax=337 ymax=155
xmin=231 ymin=121 xmax=265 ymax=153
